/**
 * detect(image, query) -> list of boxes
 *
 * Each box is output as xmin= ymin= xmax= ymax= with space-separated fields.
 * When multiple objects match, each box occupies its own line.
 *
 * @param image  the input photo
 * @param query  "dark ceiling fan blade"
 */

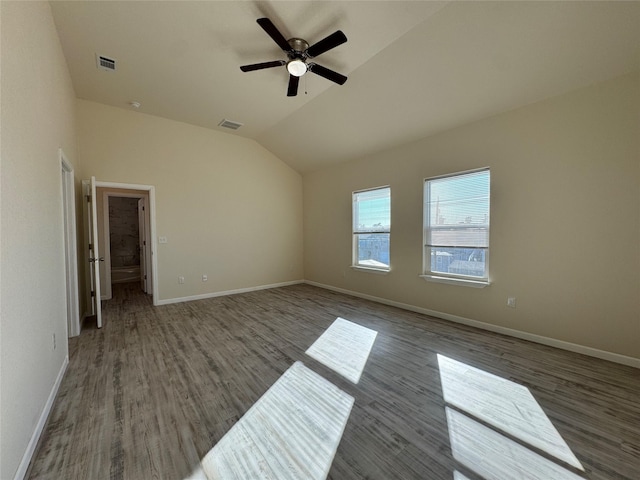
xmin=240 ymin=60 xmax=286 ymax=72
xmin=306 ymin=30 xmax=347 ymax=58
xmin=257 ymin=18 xmax=293 ymax=53
xmin=307 ymin=63 xmax=347 ymax=85
xmin=287 ymin=75 xmax=299 ymax=97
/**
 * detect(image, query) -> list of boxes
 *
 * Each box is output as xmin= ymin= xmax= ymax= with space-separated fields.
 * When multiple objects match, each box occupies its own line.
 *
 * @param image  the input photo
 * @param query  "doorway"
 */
xmin=99 ymin=190 xmax=152 ymax=300
xmin=82 ymin=180 xmax=159 ymax=328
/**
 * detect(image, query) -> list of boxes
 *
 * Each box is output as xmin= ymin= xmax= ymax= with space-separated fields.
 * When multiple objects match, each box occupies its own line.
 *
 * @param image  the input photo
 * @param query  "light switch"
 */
xmin=159 ymin=236 xmax=168 ymax=244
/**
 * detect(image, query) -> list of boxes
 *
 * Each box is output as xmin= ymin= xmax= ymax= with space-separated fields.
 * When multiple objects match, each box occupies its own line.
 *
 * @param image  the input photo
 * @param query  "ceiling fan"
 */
xmin=240 ymin=18 xmax=348 ymax=97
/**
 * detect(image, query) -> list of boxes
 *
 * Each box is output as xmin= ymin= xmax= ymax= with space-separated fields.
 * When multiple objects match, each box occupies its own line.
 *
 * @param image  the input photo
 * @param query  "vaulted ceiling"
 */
xmin=50 ymin=1 xmax=640 ymax=173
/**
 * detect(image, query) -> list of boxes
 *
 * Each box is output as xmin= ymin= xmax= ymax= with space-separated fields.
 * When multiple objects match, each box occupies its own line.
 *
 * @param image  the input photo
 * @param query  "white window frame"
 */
xmin=421 ymin=168 xmax=490 ymax=288
xmin=352 ymin=186 xmax=391 ymax=273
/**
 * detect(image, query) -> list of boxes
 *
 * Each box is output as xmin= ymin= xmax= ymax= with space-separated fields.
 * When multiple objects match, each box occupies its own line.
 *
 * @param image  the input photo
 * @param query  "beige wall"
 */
xmin=304 ymin=72 xmax=640 ymax=359
xmin=77 ymin=100 xmax=304 ymax=302
xmin=0 ymin=2 xmax=79 ymax=478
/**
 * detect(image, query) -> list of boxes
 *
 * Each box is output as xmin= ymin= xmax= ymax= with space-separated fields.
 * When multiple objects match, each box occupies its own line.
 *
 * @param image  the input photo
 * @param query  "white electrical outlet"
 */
xmin=178 ymin=276 xmax=185 ymax=284
xmin=202 ymin=274 xmax=208 ymax=282
xmin=159 ymin=236 xmax=168 ymax=244
xmin=507 ymin=297 xmax=517 ymax=308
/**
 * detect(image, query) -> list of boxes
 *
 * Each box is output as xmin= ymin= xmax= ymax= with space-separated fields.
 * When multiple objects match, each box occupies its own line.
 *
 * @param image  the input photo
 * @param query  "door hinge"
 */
xmin=89 ymin=243 xmax=93 ymax=251
xmin=86 ymin=195 xmax=91 ymax=203
xmin=91 ymin=290 xmax=95 ymax=297
xmin=144 ymin=275 xmax=147 ymax=280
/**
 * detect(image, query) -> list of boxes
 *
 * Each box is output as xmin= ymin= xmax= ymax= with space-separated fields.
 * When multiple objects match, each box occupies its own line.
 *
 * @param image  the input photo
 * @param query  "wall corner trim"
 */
xmin=14 ymin=355 xmax=69 ymax=480
xmin=304 ymin=281 xmax=640 ymax=369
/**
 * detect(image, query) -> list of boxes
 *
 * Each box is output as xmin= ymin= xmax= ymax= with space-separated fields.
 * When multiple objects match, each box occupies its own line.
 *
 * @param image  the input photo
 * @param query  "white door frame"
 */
xmin=101 ymin=190 xmax=151 ymax=300
xmin=95 ymin=181 xmax=159 ymax=305
xmin=60 ymin=149 xmax=80 ymax=337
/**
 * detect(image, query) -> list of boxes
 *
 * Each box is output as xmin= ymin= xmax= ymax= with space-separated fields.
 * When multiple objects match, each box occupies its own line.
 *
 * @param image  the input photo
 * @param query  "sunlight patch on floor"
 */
xmin=189 ymin=362 xmax=354 ymax=480
xmin=446 ymin=408 xmax=584 ymax=480
xmin=437 ymin=354 xmax=583 ymax=471
xmin=306 ymin=317 xmax=378 ymax=384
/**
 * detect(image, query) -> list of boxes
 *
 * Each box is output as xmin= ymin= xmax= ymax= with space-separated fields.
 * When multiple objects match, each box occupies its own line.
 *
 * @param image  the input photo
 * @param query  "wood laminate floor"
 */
xmin=27 ymin=283 xmax=640 ymax=479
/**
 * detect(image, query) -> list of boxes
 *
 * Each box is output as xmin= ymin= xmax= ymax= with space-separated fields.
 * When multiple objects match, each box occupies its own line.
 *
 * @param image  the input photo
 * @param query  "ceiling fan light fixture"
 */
xmin=287 ymin=59 xmax=307 ymax=77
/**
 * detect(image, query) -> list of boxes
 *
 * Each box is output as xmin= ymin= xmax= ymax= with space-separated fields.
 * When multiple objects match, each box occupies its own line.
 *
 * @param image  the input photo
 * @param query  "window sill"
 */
xmin=420 ymin=274 xmax=490 ymax=288
xmin=351 ymin=266 xmax=390 ymax=275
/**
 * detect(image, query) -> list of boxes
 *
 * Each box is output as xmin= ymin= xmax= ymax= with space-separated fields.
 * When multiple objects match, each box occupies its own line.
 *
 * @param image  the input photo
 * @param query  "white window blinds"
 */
xmin=425 ymin=170 xmax=490 ymax=248
xmin=353 ymin=187 xmax=391 ymax=233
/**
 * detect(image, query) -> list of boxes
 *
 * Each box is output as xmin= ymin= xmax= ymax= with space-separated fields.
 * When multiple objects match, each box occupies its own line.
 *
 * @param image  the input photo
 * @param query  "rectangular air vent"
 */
xmin=218 ymin=119 xmax=243 ymax=130
xmin=96 ymin=54 xmax=116 ymax=72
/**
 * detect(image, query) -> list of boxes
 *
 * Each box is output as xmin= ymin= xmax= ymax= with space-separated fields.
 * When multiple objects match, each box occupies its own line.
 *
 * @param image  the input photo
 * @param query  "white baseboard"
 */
xmin=304 ymin=280 xmax=640 ymax=369
xmin=14 ymin=355 xmax=69 ymax=480
xmin=156 ymin=280 xmax=305 ymax=306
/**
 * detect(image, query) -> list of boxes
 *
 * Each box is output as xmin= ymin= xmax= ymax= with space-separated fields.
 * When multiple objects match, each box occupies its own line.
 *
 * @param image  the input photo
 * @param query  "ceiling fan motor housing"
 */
xmin=287 ymin=38 xmax=309 ymax=58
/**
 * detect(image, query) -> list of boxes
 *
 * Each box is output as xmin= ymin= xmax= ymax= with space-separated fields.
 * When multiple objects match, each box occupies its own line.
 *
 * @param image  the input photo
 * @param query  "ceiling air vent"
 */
xmin=218 ymin=119 xmax=243 ymax=130
xmin=96 ymin=54 xmax=116 ymax=72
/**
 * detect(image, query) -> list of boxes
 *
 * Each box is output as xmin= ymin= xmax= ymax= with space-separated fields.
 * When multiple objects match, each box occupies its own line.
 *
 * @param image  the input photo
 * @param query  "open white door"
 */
xmin=138 ymin=197 xmax=147 ymax=293
xmin=86 ymin=176 xmax=103 ymax=328
xmin=85 ymin=180 xmax=158 ymax=306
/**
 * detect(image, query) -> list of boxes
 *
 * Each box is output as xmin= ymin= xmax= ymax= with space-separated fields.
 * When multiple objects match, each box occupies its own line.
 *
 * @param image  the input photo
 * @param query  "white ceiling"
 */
xmin=50 ymin=1 xmax=640 ymax=173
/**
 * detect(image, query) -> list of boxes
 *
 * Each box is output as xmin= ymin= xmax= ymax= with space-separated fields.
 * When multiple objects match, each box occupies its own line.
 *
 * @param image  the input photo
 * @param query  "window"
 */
xmin=353 ymin=186 xmax=391 ymax=271
xmin=423 ymin=169 xmax=490 ymax=285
